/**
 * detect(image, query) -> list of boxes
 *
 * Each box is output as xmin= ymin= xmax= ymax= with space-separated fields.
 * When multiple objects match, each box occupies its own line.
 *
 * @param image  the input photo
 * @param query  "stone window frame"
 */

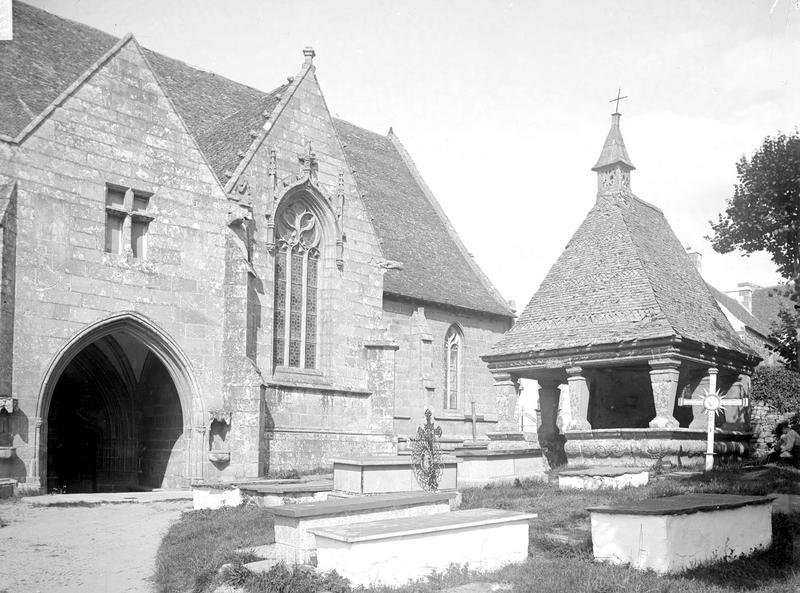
xmin=443 ymin=324 xmax=464 ymax=410
xmin=272 ymin=197 xmax=322 ymax=371
xmin=104 ymin=184 xmax=154 ymax=259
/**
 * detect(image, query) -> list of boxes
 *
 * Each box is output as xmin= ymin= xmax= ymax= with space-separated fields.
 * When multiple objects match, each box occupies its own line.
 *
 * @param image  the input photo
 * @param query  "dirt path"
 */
xmin=0 ymin=496 xmax=190 ymax=593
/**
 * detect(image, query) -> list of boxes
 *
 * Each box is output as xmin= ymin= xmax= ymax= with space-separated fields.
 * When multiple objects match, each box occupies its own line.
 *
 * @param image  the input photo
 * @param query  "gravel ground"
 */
xmin=0 ymin=496 xmax=190 ymax=593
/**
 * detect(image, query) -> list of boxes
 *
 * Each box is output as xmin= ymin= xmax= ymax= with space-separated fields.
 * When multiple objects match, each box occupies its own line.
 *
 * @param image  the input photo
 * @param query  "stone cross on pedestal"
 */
xmin=677 ymin=369 xmax=748 ymax=471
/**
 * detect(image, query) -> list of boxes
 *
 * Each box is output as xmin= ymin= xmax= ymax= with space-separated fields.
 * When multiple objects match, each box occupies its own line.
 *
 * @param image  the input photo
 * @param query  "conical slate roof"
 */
xmin=490 ymin=192 xmax=755 ymax=357
xmin=592 ymin=113 xmax=635 ymax=171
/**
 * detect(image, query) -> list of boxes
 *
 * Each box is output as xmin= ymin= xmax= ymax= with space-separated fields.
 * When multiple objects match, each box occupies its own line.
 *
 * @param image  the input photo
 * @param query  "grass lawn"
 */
xmin=154 ymin=466 xmax=800 ymax=593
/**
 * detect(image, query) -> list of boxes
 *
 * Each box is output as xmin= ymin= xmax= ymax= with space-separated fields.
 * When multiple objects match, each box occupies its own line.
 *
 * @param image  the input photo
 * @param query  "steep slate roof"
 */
xmin=491 ymin=192 xmax=754 ymax=357
xmin=706 ymin=284 xmax=772 ymax=338
xmin=334 ymin=119 xmax=512 ymax=317
xmin=2 ymin=2 xmax=511 ymax=318
xmin=753 ymin=283 xmax=796 ymax=330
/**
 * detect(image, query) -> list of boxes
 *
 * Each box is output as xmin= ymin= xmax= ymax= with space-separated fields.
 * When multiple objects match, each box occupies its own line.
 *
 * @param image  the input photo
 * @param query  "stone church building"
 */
xmin=0 ymin=2 xmax=513 ymax=492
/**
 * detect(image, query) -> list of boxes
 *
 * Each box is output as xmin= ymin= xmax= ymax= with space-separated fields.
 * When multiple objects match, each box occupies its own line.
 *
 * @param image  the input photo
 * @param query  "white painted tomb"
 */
xmin=332 ymin=456 xmax=458 ymax=494
xmin=455 ymin=447 xmax=547 ymax=487
xmin=192 ymin=484 xmax=243 ymax=510
xmin=270 ymin=491 xmax=456 ymax=564
xmin=311 ymin=508 xmax=535 ymax=587
xmin=558 ymin=467 xmax=649 ymax=490
xmin=589 ymin=493 xmax=774 ymax=573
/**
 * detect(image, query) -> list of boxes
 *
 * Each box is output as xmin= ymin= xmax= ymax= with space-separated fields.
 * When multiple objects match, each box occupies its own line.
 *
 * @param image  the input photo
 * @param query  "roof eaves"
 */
xmin=386 ymin=130 xmax=513 ymax=318
xmin=224 ymin=60 xmax=314 ymax=194
xmin=1 ymin=32 xmax=133 ymax=145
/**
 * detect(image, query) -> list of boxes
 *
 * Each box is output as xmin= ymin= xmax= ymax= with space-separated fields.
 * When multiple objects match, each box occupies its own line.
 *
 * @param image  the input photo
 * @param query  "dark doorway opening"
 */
xmin=46 ymin=333 xmax=185 ymax=493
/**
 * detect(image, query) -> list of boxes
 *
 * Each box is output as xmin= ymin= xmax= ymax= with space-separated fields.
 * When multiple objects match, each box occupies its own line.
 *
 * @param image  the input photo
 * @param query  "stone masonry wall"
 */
xmin=231 ymin=65 xmax=395 ymax=471
xmin=0 ymin=40 xmax=235 ymax=487
xmin=383 ymin=297 xmax=512 ymax=445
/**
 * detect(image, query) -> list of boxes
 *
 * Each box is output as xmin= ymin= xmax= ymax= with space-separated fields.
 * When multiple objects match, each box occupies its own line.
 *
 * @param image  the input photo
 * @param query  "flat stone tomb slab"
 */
xmin=239 ymin=480 xmax=333 ymax=507
xmin=589 ymin=493 xmax=774 ymax=573
xmin=271 ymin=491 xmax=457 ymax=565
xmin=310 ymin=508 xmax=536 ymax=587
xmin=558 ymin=467 xmax=649 ymax=490
xmin=332 ymin=456 xmax=458 ymax=494
xmin=455 ymin=447 xmax=547 ymax=487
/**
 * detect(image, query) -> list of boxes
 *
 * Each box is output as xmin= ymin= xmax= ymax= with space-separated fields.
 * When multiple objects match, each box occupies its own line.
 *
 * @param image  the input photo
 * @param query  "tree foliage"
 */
xmin=709 ymin=132 xmax=800 ymax=368
xmin=709 ymin=131 xmax=800 ymax=284
xmin=750 ymin=365 xmax=800 ymax=414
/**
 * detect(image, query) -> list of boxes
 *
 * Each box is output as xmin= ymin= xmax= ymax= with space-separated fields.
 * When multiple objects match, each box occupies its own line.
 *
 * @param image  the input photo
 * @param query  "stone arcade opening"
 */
xmin=45 ymin=331 xmax=185 ymax=493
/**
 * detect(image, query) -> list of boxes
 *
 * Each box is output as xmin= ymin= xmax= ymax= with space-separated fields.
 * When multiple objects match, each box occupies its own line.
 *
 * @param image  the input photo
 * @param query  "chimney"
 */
xmin=303 ymin=47 xmax=315 ymax=66
xmin=686 ymin=248 xmax=702 ymax=274
xmin=724 ymin=282 xmax=760 ymax=314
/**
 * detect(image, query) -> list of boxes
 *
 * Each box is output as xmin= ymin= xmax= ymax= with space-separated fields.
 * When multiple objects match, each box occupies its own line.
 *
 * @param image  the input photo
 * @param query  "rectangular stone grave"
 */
xmin=192 ymin=484 xmax=243 ymax=510
xmin=455 ymin=447 xmax=547 ymax=487
xmin=332 ymin=456 xmax=458 ymax=494
xmin=588 ymin=493 xmax=773 ymax=573
xmin=239 ymin=480 xmax=332 ymax=507
xmin=310 ymin=508 xmax=535 ymax=587
xmin=558 ymin=467 xmax=649 ymax=490
xmin=271 ymin=491 xmax=456 ymax=565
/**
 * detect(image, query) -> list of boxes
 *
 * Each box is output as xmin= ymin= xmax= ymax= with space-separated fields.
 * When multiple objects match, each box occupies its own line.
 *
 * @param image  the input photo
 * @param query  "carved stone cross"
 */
xmin=468 ymin=401 xmax=485 ymax=441
xmin=677 ymin=369 xmax=748 ymax=471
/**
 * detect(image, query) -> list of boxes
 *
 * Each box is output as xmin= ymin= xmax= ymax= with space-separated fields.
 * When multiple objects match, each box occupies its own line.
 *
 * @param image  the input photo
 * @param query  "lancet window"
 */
xmin=273 ymin=201 xmax=320 ymax=369
xmin=444 ymin=325 xmax=463 ymax=410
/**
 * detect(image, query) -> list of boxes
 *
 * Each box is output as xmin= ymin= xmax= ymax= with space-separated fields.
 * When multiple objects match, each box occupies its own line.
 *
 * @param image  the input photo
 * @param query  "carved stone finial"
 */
xmin=298 ymin=142 xmax=318 ymax=182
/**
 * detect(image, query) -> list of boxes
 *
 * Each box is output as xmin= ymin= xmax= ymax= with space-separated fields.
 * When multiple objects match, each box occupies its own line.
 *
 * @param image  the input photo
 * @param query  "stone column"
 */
xmin=537 ymin=379 xmax=562 ymax=442
xmin=565 ymin=367 xmax=591 ymax=431
xmin=492 ymin=372 xmax=520 ymax=433
xmin=648 ymin=358 xmax=680 ymax=429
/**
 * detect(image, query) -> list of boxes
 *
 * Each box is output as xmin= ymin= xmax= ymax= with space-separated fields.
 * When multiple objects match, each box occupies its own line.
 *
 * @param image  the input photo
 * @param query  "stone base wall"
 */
xmin=750 ymin=402 xmax=796 ymax=457
xmin=564 ymin=429 xmax=752 ymax=470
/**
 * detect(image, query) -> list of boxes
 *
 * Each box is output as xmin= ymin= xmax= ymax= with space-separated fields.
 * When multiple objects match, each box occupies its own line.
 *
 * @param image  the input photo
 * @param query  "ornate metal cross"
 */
xmin=677 ymin=371 xmax=748 ymax=471
xmin=609 ymin=87 xmax=628 ymax=113
xmin=412 ymin=408 xmax=443 ymax=491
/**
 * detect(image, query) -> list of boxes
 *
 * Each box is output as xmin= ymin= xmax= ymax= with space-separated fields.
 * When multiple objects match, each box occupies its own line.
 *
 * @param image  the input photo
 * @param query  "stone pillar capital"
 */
xmin=538 ymin=377 xmax=562 ymax=391
xmin=648 ymin=358 xmax=681 ymax=372
xmin=492 ymin=371 xmax=517 ymax=387
xmin=565 ymin=366 xmax=584 ymax=378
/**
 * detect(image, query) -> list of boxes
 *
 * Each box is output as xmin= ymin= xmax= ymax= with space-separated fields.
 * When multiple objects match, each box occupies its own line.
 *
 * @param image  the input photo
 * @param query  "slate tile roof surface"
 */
xmin=491 ymin=192 xmax=754 ymax=357
xmin=2 ymin=2 xmax=511 ymax=317
xmin=752 ymin=283 xmax=796 ymax=330
xmin=334 ymin=119 xmax=512 ymax=317
xmin=706 ymin=284 xmax=772 ymax=338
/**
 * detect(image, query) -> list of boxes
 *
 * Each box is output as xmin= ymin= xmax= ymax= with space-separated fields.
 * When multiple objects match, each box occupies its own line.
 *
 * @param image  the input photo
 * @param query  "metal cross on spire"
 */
xmin=609 ymin=87 xmax=628 ymax=114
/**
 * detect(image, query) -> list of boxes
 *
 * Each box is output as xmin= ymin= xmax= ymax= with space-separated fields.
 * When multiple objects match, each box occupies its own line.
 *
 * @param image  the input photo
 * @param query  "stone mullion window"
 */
xmin=104 ymin=185 xmax=153 ymax=258
xmin=272 ymin=201 xmax=321 ymax=370
xmin=273 ymin=251 xmax=287 ymax=366
xmin=444 ymin=326 xmax=463 ymax=410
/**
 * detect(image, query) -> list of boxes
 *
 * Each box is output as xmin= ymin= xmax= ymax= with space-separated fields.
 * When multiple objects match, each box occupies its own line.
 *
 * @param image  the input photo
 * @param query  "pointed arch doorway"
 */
xmin=37 ymin=313 xmax=202 ymax=492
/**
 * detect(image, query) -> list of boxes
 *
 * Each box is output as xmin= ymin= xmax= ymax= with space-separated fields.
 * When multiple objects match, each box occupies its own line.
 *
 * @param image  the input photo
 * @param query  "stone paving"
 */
xmin=0 ymin=492 xmax=191 ymax=593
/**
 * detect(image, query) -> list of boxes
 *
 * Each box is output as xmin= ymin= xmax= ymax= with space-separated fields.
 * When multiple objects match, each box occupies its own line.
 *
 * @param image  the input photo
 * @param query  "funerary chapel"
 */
xmin=0 ymin=2 xmax=515 ymax=492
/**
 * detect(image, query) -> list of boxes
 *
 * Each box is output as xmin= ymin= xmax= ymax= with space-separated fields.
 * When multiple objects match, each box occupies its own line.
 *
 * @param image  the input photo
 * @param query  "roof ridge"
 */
xmin=386 ymin=129 xmax=513 ymax=317
xmin=224 ymin=60 xmax=314 ymax=193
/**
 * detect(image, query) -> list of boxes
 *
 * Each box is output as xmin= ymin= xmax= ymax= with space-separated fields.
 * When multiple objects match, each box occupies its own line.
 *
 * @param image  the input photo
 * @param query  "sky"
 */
xmin=27 ymin=0 xmax=800 ymax=311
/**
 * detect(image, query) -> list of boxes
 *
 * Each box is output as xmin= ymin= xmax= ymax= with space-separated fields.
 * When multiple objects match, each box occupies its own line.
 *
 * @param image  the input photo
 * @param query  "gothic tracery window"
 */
xmin=444 ymin=325 xmax=463 ymax=410
xmin=273 ymin=201 xmax=320 ymax=369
